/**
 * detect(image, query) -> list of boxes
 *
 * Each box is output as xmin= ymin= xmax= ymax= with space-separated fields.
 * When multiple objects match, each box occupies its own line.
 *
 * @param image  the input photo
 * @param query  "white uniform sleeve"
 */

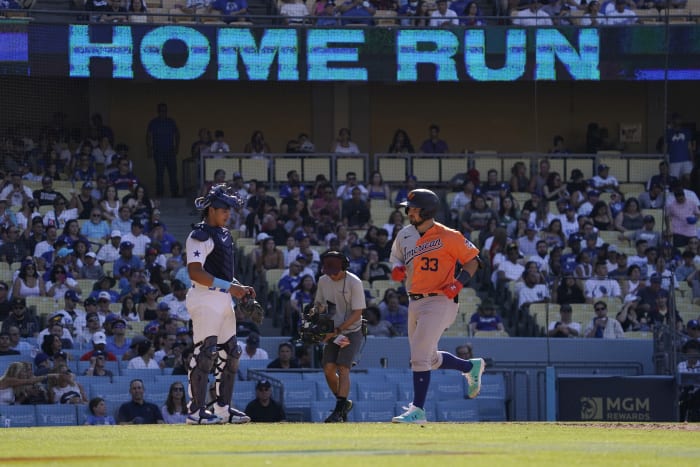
xmin=185 ymin=232 xmax=214 ymax=265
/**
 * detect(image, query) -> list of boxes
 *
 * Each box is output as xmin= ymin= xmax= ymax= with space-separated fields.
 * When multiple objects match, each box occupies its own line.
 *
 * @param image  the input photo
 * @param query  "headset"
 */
xmin=320 ymin=250 xmax=349 ymax=273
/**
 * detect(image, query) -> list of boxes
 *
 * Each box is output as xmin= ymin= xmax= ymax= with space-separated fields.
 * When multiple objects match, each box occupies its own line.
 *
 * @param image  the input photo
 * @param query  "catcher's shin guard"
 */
xmin=188 ymin=336 xmax=218 ymax=411
xmin=214 ymin=335 xmax=241 ymax=406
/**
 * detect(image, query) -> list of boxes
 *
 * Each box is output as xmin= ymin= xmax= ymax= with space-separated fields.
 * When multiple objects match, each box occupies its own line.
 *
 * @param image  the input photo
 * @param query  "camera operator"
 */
xmin=315 ymin=251 xmax=366 ymax=423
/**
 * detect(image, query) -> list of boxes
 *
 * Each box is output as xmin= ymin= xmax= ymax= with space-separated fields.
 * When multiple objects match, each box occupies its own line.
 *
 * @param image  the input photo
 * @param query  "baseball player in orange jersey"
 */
xmin=389 ymin=189 xmax=485 ymax=424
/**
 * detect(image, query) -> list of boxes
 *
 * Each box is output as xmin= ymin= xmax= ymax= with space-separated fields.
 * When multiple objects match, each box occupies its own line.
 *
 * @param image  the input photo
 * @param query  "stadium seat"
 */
xmin=478 ymin=398 xmax=507 ymax=421
xmin=310 ymin=400 xmax=335 ymax=422
xmin=397 ymin=381 xmax=435 ymax=402
xmin=2 ymin=405 xmax=38 ymax=427
xmin=35 ymin=404 xmax=79 ymax=426
xmin=90 ymin=383 xmax=132 ymax=404
xmin=282 ymin=381 xmax=317 ymax=408
xmin=120 ymin=368 xmax=164 ymax=378
xmin=377 ymin=157 xmax=407 ymax=183
xmin=302 ymin=157 xmax=331 ymax=183
xmin=431 ymin=373 xmax=467 ymax=401
xmin=355 ymin=381 xmax=398 ymax=401
xmin=351 ymin=400 xmax=395 ymax=422
xmin=237 ymin=359 xmax=270 ymax=380
xmin=435 ymin=399 xmax=480 ymax=422
xmin=478 ymin=373 xmax=507 ymax=400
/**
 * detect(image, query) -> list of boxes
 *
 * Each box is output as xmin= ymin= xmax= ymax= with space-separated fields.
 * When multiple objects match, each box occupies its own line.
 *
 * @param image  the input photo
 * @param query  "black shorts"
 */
xmin=321 ymin=330 xmax=363 ymax=368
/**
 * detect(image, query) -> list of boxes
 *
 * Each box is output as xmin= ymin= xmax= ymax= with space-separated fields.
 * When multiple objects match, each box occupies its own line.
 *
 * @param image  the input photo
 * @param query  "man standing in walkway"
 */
xmin=146 ymin=103 xmax=180 ymax=197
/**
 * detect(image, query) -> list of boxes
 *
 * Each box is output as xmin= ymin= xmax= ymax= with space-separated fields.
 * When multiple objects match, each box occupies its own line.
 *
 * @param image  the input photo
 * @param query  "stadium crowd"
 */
xmin=0 ymin=110 xmax=699 ymax=422
xmin=1 ymin=0 xmax=696 ymax=26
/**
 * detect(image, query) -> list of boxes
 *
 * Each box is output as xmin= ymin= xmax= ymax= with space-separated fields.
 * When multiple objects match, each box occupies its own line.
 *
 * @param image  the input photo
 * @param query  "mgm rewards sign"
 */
xmin=558 ymin=376 xmax=676 ymax=422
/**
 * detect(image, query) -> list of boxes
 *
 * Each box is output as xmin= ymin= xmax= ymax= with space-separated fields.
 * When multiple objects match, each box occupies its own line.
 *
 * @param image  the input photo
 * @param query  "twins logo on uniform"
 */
xmin=404 ymin=239 xmax=443 ymax=265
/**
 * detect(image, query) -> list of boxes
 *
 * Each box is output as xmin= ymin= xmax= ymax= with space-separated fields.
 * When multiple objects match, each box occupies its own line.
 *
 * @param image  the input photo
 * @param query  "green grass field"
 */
xmin=1 ymin=423 xmax=699 ymax=466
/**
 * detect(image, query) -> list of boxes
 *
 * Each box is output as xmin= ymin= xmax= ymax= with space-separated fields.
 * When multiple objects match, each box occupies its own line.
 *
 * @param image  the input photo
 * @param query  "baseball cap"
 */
xmin=296 ymin=253 xmax=307 ymax=262
xmin=146 ymin=248 xmax=158 ymax=256
xmin=57 ymin=247 xmax=74 ymax=258
xmin=176 ymin=326 xmax=189 ymax=335
xmin=688 ymin=320 xmax=700 ymax=330
xmin=597 ymin=164 xmax=609 ymax=171
xmin=92 ymin=331 xmax=107 ymax=345
xmin=506 ymin=242 xmax=519 ymax=251
xmin=233 ymin=172 xmax=243 ymax=180
xmin=150 ymin=221 xmax=163 ymax=229
xmin=130 ymin=335 xmax=148 ymax=347
xmin=144 ymin=323 xmax=159 ymax=335
xmin=256 ymin=232 xmax=271 ymax=243
xmin=650 ymin=274 xmax=662 ymax=284
xmin=131 ymin=220 xmax=143 ymax=228
xmin=500 ymin=182 xmax=510 ymax=191
xmin=256 ymin=379 xmax=272 ymax=390
xmin=246 ymin=333 xmax=260 ymax=346
xmin=97 ymin=291 xmax=112 ymax=301
xmin=82 ymin=181 xmax=94 ymax=189
xmin=42 ymin=175 xmax=53 ymax=183
xmin=608 ymin=245 xmax=619 ymax=254
xmin=157 ymin=301 xmax=170 ymax=311
xmin=526 ymin=222 xmax=536 ymax=231
xmin=119 ymin=241 xmax=134 ymax=249
xmin=172 ymin=280 xmax=186 ymax=291
xmin=92 ymin=349 xmax=107 ymax=358
xmin=84 ymin=297 xmax=97 ymax=307
xmin=643 ymin=215 xmax=655 ymax=223
xmin=64 ymin=290 xmax=80 ymax=301
xmin=104 ymin=314 xmax=120 ymax=324
xmin=587 ymin=190 xmax=600 ymax=197
xmin=118 ymin=265 xmax=131 ymax=275
xmin=112 ymin=317 xmax=127 ymax=327
xmin=294 ymin=231 xmax=308 ymax=241
xmin=560 ymin=304 xmax=572 ymax=312
xmin=85 ymin=251 xmax=97 ymax=259
xmin=110 ymin=230 xmax=122 ymax=238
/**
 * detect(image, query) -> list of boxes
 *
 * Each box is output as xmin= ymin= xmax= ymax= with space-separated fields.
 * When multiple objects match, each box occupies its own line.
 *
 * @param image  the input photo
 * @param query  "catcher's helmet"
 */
xmin=400 ymin=189 xmax=440 ymax=220
xmin=194 ymin=184 xmax=243 ymax=211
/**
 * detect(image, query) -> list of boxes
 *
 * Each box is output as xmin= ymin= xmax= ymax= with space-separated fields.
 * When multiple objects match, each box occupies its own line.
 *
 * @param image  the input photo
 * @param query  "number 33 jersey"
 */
xmin=389 ymin=222 xmax=480 ymax=294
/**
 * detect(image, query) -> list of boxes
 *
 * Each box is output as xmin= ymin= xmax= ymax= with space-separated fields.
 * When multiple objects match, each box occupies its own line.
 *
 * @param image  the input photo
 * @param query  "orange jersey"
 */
xmin=390 ymin=221 xmax=480 ymax=294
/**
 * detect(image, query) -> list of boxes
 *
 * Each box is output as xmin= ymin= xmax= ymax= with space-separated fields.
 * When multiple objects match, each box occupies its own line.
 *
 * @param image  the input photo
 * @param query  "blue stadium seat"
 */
xmin=315 ymin=380 xmax=336 ymax=401
xmin=397 ymin=381 xmax=436 ymax=402
xmin=478 ymin=373 xmax=506 ymax=399
xmin=231 ymin=380 xmax=256 ymax=409
xmin=120 ymin=368 xmax=163 ymax=379
xmin=435 ymin=399 xmax=480 ymax=422
xmin=237 ymin=359 xmax=270 ymax=380
xmin=154 ymin=374 xmax=188 ymax=387
xmin=35 ymin=404 xmax=79 ymax=426
xmin=351 ymin=400 xmax=395 ymax=422
xmin=355 ymin=382 xmax=398 ymax=402
xmin=300 ymin=372 xmax=326 ymax=382
xmin=310 ymin=400 xmax=335 ymax=423
xmin=146 ymin=382 xmax=172 ymax=406
xmin=282 ymin=381 xmax=317 ymax=408
xmin=89 ymin=382 xmax=131 ymax=404
xmin=478 ymin=398 xmax=507 ymax=421
xmin=1 ymin=405 xmax=37 ymax=427
xmin=431 ymin=373 xmax=466 ymax=401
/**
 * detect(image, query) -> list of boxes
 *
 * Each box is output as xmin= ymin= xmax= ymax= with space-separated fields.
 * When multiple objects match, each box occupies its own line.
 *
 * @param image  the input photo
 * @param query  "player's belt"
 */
xmin=408 ymin=293 xmax=439 ymax=301
xmin=191 ymin=284 xmax=229 ymax=293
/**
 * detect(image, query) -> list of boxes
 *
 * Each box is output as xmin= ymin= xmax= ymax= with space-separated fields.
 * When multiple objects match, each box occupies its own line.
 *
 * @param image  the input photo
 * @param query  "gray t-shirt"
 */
xmin=314 ymin=271 xmax=366 ymax=333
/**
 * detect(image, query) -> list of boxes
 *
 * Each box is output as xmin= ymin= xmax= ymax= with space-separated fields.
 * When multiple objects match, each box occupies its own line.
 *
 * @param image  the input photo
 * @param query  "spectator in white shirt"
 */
xmin=429 ymin=0 xmax=458 ymax=27
xmin=239 ymin=333 xmax=269 ymax=360
xmin=279 ymin=0 xmax=309 ymax=24
xmin=512 ymin=0 xmax=553 ymax=26
xmin=605 ymin=0 xmax=637 ymax=25
xmin=208 ymin=130 xmax=230 ymax=154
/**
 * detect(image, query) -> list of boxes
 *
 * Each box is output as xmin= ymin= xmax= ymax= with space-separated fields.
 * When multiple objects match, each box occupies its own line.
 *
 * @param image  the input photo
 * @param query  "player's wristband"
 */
xmin=455 ymin=269 xmax=472 ymax=287
xmin=212 ymin=277 xmax=231 ymax=291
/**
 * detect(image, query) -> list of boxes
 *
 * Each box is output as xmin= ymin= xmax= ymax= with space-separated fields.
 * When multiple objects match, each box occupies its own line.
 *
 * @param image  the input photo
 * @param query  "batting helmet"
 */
xmin=194 ymin=184 xmax=243 ymax=211
xmin=400 ymin=189 xmax=440 ymax=220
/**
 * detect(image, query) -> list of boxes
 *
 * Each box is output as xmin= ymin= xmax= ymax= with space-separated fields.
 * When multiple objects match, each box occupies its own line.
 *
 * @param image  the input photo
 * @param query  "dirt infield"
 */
xmin=556 ymin=422 xmax=700 ymax=431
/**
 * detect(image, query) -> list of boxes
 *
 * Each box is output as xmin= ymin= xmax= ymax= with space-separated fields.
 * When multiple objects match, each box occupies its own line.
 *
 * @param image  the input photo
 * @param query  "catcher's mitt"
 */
xmin=239 ymin=295 xmax=264 ymax=325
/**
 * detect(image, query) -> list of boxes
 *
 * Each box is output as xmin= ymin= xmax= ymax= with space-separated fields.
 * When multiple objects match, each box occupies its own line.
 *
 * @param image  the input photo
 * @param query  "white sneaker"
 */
xmin=464 ymin=358 xmax=485 ymax=399
xmin=391 ymin=403 xmax=427 ymax=424
xmin=212 ymin=403 xmax=251 ymax=424
xmin=186 ymin=408 xmax=222 ymax=425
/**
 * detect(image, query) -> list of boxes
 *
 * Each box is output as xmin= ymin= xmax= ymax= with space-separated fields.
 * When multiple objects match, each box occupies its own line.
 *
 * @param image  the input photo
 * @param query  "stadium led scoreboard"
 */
xmin=4 ymin=22 xmax=700 ymax=81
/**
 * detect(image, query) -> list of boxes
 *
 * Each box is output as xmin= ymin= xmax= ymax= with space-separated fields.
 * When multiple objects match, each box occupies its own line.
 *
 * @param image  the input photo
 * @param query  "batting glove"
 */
xmin=391 ymin=265 xmax=407 ymax=282
xmin=442 ymin=280 xmax=463 ymax=300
